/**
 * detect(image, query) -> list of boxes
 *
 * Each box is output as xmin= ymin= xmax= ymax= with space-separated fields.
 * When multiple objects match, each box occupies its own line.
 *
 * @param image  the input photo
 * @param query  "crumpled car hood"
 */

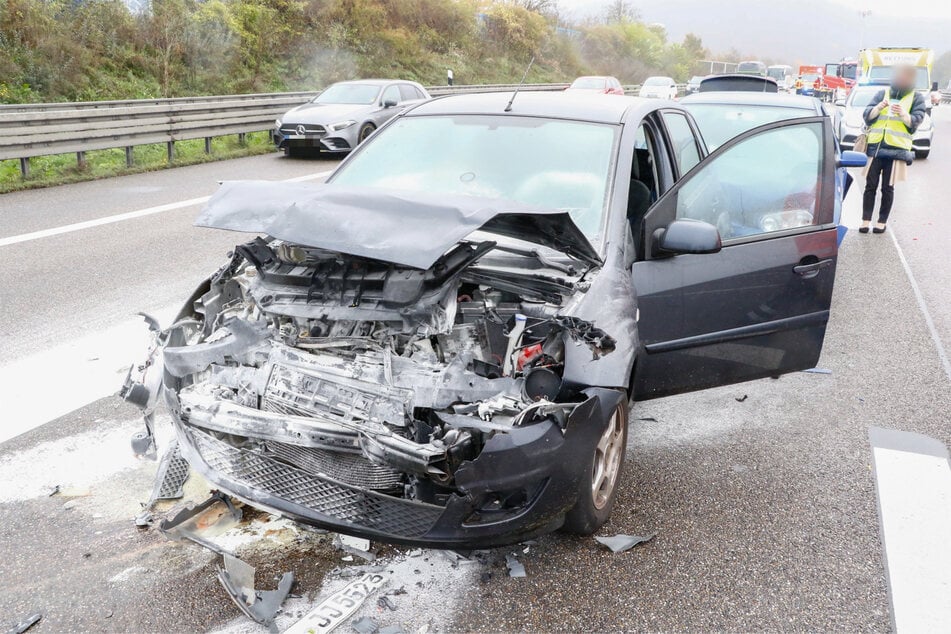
xmin=195 ymin=181 xmax=601 ymax=270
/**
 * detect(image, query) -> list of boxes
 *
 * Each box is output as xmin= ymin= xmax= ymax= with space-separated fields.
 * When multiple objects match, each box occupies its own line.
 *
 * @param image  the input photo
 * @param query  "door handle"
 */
xmin=793 ymin=258 xmax=833 ymax=279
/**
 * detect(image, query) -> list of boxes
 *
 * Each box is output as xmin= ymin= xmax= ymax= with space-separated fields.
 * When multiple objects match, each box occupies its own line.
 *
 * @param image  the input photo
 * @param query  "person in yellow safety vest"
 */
xmin=860 ymin=64 xmax=927 ymax=234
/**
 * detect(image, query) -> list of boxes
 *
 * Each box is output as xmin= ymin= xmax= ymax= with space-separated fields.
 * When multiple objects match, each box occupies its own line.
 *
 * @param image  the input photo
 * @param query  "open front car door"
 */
xmin=632 ymin=116 xmax=838 ymax=399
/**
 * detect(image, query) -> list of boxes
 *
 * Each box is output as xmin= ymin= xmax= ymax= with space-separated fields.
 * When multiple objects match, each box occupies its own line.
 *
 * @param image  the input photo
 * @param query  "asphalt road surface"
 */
xmin=1 ymin=109 xmax=950 ymax=633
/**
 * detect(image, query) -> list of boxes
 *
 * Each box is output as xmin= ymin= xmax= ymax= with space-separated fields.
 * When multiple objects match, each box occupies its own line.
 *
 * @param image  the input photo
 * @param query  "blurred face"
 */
xmin=892 ymin=65 xmax=916 ymax=91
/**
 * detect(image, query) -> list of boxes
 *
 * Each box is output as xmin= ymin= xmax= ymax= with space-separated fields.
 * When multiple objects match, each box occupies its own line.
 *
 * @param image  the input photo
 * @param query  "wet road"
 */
xmin=1 ymin=110 xmax=950 ymax=632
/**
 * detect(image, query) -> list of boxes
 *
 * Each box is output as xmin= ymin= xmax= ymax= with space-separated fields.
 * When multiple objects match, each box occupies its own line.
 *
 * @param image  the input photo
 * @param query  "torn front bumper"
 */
xmin=169 ymin=388 xmax=622 ymax=548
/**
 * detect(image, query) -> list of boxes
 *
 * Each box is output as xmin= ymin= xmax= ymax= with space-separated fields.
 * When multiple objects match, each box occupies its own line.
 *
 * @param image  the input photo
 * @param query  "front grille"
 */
xmin=280 ymin=123 xmax=326 ymax=137
xmin=264 ymin=440 xmax=403 ymax=491
xmin=187 ymin=428 xmax=442 ymax=537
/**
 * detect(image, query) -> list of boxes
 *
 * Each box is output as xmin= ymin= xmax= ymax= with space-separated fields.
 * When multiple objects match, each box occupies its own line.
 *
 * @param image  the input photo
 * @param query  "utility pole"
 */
xmin=860 ymin=10 xmax=872 ymax=50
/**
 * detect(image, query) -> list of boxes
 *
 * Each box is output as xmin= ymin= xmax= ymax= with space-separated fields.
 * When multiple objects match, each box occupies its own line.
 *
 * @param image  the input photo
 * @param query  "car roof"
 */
xmin=333 ymin=79 xmax=419 ymax=86
xmin=680 ymin=91 xmax=821 ymax=112
xmin=405 ymin=91 xmax=656 ymax=124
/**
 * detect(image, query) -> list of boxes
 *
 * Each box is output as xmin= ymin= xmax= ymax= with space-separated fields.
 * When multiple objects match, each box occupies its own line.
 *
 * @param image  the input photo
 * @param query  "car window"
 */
xmin=684 ymin=103 xmax=813 ymax=151
xmin=331 ymin=115 xmax=619 ymax=243
xmin=661 ymin=112 xmax=701 ymax=177
xmin=315 ymin=83 xmax=381 ymax=105
xmin=381 ymin=85 xmax=400 ymax=105
xmin=675 ymin=121 xmax=823 ymax=240
xmin=399 ymin=84 xmax=420 ymax=101
xmin=632 ymin=123 xmax=661 ymax=200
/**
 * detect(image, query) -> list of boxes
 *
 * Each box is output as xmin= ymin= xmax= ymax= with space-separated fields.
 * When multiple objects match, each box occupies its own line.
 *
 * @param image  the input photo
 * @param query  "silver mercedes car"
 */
xmin=274 ymin=79 xmax=431 ymax=156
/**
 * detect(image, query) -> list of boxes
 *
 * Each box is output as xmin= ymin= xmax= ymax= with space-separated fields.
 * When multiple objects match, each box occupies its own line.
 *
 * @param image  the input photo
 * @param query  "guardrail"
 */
xmin=0 ymin=82 xmax=665 ymax=178
xmin=942 ymin=90 xmax=951 ymax=104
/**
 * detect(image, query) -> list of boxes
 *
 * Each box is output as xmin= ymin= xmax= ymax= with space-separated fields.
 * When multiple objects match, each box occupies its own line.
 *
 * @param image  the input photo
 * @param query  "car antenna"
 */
xmin=505 ymin=56 xmax=536 ymax=112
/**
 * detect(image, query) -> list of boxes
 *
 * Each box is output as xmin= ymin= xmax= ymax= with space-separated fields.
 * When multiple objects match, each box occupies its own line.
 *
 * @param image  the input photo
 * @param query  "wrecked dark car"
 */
xmin=124 ymin=92 xmax=843 ymax=547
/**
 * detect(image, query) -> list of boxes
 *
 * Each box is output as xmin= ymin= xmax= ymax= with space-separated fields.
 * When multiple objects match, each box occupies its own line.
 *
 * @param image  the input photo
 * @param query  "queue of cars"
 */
xmin=128 ymin=65 xmax=869 ymax=549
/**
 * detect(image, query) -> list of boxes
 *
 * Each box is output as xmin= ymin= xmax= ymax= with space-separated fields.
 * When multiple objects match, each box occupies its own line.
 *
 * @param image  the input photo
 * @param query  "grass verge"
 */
xmin=0 ymin=132 xmax=274 ymax=194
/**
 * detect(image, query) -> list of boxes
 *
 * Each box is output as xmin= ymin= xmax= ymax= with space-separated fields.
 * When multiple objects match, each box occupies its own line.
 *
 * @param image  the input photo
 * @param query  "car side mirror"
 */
xmin=383 ymin=99 xmax=398 ymax=108
xmin=837 ymin=150 xmax=868 ymax=168
xmin=834 ymin=98 xmax=846 ymax=107
xmin=653 ymin=219 xmax=722 ymax=256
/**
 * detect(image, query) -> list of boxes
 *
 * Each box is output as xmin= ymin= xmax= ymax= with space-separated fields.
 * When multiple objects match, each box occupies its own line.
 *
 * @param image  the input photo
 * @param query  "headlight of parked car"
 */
xmin=328 ymin=120 xmax=357 ymax=132
xmin=759 ymin=209 xmax=813 ymax=233
xmin=919 ymin=116 xmax=933 ymax=131
xmin=275 ymin=119 xmax=282 ymax=128
xmin=844 ymin=113 xmax=864 ymax=129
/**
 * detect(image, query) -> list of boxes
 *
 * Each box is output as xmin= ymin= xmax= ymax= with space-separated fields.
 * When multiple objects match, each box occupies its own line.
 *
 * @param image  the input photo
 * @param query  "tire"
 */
xmin=358 ymin=122 xmax=376 ymax=144
xmin=916 ymin=150 xmax=930 ymax=160
xmin=562 ymin=398 xmax=629 ymax=535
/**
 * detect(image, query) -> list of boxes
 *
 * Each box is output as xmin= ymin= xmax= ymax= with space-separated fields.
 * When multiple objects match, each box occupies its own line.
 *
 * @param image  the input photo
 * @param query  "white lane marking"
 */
xmin=0 ymin=305 xmax=179 ymax=444
xmin=889 ymin=228 xmax=951 ymax=382
xmin=870 ymin=428 xmax=951 ymax=632
xmin=0 ymin=169 xmax=334 ymax=248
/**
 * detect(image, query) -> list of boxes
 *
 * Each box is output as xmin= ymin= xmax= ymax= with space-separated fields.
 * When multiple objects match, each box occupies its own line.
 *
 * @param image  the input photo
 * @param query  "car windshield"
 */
xmin=684 ymin=103 xmax=813 ymax=150
xmin=848 ymin=89 xmax=880 ymax=108
xmin=868 ymin=66 xmax=929 ymax=90
xmin=331 ymin=115 xmax=618 ymax=243
xmin=314 ymin=83 xmax=381 ymax=105
xmin=571 ymin=77 xmax=606 ymax=89
xmin=767 ymin=68 xmax=787 ymax=81
xmin=644 ymin=77 xmax=670 ymax=86
xmin=802 ymin=74 xmax=820 ymax=83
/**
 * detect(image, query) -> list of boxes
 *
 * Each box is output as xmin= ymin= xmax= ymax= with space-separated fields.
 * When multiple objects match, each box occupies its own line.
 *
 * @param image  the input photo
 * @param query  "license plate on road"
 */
xmin=284 ymin=572 xmax=388 ymax=634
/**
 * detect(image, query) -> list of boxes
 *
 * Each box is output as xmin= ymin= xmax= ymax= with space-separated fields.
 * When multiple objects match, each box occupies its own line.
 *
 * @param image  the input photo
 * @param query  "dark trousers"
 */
xmin=862 ymin=157 xmax=895 ymax=223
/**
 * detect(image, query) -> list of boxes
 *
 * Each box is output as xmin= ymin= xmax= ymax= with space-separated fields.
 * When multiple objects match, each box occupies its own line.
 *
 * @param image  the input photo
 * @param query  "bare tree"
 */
xmin=512 ymin=0 xmax=558 ymax=16
xmin=603 ymin=0 xmax=640 ymax=24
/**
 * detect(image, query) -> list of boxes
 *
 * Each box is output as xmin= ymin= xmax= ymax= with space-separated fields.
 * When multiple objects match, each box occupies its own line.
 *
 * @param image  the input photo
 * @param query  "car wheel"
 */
xmin=562 ymin=399 xmax=628 ymax=535
xmin=916 ymin=150 xmax=930 ymax=160
xmin=358 ymin=123 xmax=376 ymax=144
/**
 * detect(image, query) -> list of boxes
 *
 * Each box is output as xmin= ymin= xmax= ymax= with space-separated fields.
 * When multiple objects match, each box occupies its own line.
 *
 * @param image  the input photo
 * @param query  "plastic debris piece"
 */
xmin=217 ymin=554 xmax=294 ymax=634
xmin=334 ymin=535 xmax=376 ymax=562
xmin=734 ymin=394 xmax=748 ymax=402
xmin=352 ymin=616 xmax=380 ymax=634
xmin=7 ymin=613 xmax=41 ymax=634
xmin=285 ymin=572 xmax=387 ymax=634
xmin=594 ymin=533 xmax=656 ymax=553
xmin=505 ymin=554 xmax=526 ymax=578
xmin=801 ymin=367 xmax=832 ymax=375
xmin=159 ymin=491 xmax=242 ymax=556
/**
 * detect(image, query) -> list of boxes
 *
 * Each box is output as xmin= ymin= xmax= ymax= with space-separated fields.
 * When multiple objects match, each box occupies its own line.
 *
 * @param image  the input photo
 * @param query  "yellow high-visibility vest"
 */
xmin=867 ymin=91 xmax=915 ymax=150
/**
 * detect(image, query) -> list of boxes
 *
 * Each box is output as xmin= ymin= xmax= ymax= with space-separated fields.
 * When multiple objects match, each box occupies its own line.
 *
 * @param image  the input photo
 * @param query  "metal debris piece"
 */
xmin=801 ymin=367 xmax=832 ymax=375
xmin=6 ymin=613 xmax=41 ymax=634
xmin=351 ymin=616 xmax=380 ymax=634
xmin=334 ymin=534 xmax=376 ymax=561
xmin=377 ymin=595 xmax=397 ymax=611
xmin=285 ymin=572 xmax=387 ymax=634
xmin=734 ymin=394 xmax=748 ymax=403
xmin=594 ymin=532 xmax=656 ymax=553
xmin=505 ymin=554 xmax=526 ymax=578
xmin=135 ymin=441 xmax=191 ymax=526
xmin=158 ymin=491 xmax=242 ymax=555
xmin=218 ymin=554 xmax=294 ymax=634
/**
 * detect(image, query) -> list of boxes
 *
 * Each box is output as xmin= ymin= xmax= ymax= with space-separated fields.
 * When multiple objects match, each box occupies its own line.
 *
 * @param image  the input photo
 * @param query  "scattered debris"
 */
xmin=45 ymin=485 xmax=60 ymax=497
xmin=6 ymin=613 xmax=41 ymax=634
xmin=377 ymin=595 xmax=398 ymax=612
xmin=505 ymin=554 xmax=526 ymax=578
xmin=333 ymin=564 xmax=385 ymax=579
xmin=351 ymin=616 xmax=380 ymax=634
xmin=217 ymin=554 xmax=294 ymax=634
xmin=594 ymin=533 xmax=656 ymax=553
xmin=378 ymin=625 xmax=408 ymax=634
xmin=158 ymin=491 xmax=242 ymax=555
xmin=801 ymin=367 xmax=832 ymax=375
xmin=732 ymin=464 xmax=749 ymax=473
xmin=734 ymin=395 xmax=748 ymax=403
xmin=407 ymin=549 xmax=423 ymax=558
xmin=636 ymin=416 xmax=658 ymax=422
xmin=285 ymin=572 xmax=387 ymax=634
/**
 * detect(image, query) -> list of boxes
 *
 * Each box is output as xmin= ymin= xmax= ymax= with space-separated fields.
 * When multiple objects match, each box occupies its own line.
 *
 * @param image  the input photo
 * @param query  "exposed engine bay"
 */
xmin=131 ymin=235 xmax=617 ymax=527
